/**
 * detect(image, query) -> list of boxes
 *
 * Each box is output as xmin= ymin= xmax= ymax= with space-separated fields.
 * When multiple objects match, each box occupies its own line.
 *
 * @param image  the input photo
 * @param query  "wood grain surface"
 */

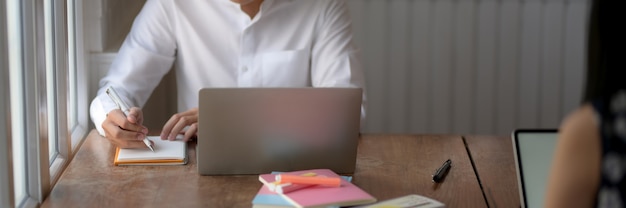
xmin=464 ymin=135 xmax=520 ymax=208
xmin=42 ymin=131 xmax=491 ymax=207
xmin=354 ymin=134 xmax=486 ymax=207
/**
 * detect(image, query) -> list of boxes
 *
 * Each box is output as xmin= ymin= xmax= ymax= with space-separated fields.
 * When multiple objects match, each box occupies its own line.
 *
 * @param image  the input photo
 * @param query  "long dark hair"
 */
xmin=583 ymin=0 xmax=624 ymax=103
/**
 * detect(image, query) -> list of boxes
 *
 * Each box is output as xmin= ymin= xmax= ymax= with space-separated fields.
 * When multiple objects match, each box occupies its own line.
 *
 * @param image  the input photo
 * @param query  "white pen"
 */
xmin=105 ymin=86 xmax=155 ymax=152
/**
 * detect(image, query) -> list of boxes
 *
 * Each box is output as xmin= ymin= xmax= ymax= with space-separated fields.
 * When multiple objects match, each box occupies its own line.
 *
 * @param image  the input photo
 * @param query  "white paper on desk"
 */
xmin=117 ymin=136 xmax=186 ymax=161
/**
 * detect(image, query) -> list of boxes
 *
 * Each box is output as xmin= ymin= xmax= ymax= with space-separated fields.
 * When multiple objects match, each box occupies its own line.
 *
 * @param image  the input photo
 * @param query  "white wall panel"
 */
xmin=408 ymin=0 xmax=432 ymax=133
xmin=540 ymin=0 xmax=565 ymax=127
xmin=562 ymin=0 xmax=588 ymax=118
xmin=347 ymin=0 xmax=589 ymax=135
xmin=388 ymin=0 xmax=411 ymax=133
xmin=361 ymin=0 xmax=388 ymax=133
xmin=496 ymin=0 xmax=522 ymax=135
xmin=517 ymin=0 xmax=543 ymax=130
xmin=474 ymin=0 xmax=498 ymax=134
xmin=451 ymin=0 xmax=476 ymax=134
xmin=429 ymin=0 xmax=454 ymax=134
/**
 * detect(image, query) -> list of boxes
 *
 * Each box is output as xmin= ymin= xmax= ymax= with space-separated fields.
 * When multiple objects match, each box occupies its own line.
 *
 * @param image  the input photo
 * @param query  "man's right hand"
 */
xmin=102 ymin=107 xmax=151 ymax=149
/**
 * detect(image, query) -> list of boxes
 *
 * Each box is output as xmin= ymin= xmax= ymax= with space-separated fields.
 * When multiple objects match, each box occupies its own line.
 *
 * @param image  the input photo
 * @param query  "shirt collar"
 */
xmin=219 ymin=0 xmax=276 ymax=18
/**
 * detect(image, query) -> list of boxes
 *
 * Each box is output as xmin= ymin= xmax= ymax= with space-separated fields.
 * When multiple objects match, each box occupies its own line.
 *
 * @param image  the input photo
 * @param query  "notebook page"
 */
xmin=117 ymin=136 xmax=186 ymax=161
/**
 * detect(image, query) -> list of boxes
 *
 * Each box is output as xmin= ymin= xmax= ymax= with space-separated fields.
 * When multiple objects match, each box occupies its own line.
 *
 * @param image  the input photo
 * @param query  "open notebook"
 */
xmin=114 ymin=136 xmax=188 ymax=166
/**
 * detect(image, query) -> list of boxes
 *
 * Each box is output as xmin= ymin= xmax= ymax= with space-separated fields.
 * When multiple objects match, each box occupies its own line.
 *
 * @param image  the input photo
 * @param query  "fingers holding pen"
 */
xmin=127 ymin=107 xmax=145 ymax=125
xmin=102 ymin=116 xmax=150 ymax=149
xmin=104 ymin=110 xmax=149 ymax=149
xmin=108 ymin=109 xmax=148 ymax=135
xmin=104 ymin=87 xmax=151 ymax=149
xmin=108 ymin=136 xmax=151 ymax=149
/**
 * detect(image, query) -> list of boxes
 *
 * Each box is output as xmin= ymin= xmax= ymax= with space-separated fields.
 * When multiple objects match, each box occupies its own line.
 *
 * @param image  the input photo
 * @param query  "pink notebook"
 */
xmin=258 ymin=169 xmax=376 ymax=208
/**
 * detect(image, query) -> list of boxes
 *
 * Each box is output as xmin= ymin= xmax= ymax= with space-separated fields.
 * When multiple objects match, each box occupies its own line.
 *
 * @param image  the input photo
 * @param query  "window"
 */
xmin=44 ymin=0 xmax=60 ymax=164
xmin=45 ymin=0 xmax=71 ymax=184
xmin=44 ymin=0 xmax=90 ymax=185
xmin=1 ymin=0 xmax=88 ymax=207
xmin=67 ymin=0 xmax=88 ymax=151
xmin=1 ymin=1 xmax=15 ymax=207
xmin=6 ymin=0 xmax=30 ymax=206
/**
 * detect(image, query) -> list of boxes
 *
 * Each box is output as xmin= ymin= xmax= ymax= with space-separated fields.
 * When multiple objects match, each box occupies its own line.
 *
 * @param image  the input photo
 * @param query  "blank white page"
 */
xmin=117 ymin=136 xmax=186 ymax=161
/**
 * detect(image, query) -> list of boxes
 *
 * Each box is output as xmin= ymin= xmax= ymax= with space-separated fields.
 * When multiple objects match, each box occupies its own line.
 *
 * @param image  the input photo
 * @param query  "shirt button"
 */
xmin=242 ymin=67 xmax=248 ymax=72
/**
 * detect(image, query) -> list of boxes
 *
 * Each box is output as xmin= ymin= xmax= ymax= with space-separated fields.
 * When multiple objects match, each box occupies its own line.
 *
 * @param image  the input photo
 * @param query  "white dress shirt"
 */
xmin=90 ymin=0 xmax=366 ymax=136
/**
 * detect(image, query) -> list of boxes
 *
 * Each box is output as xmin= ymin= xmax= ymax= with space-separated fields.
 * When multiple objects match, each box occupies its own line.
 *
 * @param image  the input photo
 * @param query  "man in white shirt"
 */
xmin=90 ymin=0 xmax=366 ymax=149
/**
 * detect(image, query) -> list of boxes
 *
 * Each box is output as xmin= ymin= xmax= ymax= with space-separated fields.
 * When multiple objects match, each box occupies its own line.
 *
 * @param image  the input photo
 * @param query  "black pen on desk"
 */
xmin=105 ymin=86 xmax=155 ymax=152
xmin=432 ymin=159 xmax=451 ymax=183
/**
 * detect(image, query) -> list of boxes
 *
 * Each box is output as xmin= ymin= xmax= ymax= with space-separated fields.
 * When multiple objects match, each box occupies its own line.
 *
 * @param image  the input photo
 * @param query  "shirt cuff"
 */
xmin=90 ymin=97 xmax=107 ymax=137
xmin=90 ymin=93 xmax=120 ymax=137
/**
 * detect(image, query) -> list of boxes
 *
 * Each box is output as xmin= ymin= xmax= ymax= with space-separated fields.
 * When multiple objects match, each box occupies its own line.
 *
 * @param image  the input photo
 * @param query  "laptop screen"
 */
xmin=513 ymin=130 xmax=558 ymax=208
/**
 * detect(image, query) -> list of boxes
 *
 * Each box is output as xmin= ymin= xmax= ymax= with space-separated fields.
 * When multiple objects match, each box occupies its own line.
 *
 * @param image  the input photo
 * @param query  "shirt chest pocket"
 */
xmin=259 ymin=49 xmax=310 ymax=87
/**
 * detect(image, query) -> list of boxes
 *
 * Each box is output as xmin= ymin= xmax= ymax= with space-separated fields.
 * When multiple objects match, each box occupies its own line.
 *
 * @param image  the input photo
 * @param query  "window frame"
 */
xmin=44 ymin=0 xmax=90 ymax=192
xmin=21 ymin=0 xmax=52 ymax=206
xmin=1 ymin=0 xmax=16 ymax=207
xmin=2 ymin=0 xmax=89 ymax=206
xmin=68 ymin=0 xmax=89 ymax=152
xmin=45 ymin=0 xmax=70 ymax=184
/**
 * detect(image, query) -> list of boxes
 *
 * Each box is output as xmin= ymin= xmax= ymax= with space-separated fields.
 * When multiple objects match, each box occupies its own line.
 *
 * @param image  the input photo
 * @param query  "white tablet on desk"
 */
xmin=512 ymin=129 xmax=558 ymax=208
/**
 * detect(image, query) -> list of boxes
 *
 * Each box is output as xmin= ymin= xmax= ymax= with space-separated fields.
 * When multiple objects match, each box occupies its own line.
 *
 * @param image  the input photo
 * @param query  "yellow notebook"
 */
xmin=114 ymin=136 xmax=188 ymax=166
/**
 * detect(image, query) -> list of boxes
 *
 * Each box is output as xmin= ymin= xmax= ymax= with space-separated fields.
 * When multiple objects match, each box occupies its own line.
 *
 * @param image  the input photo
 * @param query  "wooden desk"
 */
xmin=464 ymin=135 xmax=520 ymax=208
xmin=42 ymin=130 xmax=487 ymax=207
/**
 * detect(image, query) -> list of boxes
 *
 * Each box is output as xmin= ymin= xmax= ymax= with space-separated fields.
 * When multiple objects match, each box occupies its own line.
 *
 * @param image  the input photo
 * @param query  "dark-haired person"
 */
xmin=90 ymin=0 xmax=366 ymax=149
xmin=544 ymin=0 xmax=624 ymax=207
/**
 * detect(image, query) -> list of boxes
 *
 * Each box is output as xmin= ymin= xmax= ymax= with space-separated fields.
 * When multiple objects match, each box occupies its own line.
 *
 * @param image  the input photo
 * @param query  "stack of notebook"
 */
xmin=114 ymin=136 xmax=187 ymax=166
xmin=251 ymin=169 xmax=376 ymax=208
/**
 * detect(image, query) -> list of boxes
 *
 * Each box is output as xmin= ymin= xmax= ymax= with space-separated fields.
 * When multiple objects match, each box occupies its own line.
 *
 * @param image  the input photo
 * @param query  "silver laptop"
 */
xmin=512 ymin=129 xmax=559 ymax=208
xmin=197 ymin=88 xmax=362 ymax=175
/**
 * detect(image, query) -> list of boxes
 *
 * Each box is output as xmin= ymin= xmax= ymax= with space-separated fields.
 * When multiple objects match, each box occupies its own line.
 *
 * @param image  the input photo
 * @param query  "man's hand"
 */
xmin=102 ymin=107 xmax=152 ymax=149
xmin=161 ymin=107 xmax=198 ymax=142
